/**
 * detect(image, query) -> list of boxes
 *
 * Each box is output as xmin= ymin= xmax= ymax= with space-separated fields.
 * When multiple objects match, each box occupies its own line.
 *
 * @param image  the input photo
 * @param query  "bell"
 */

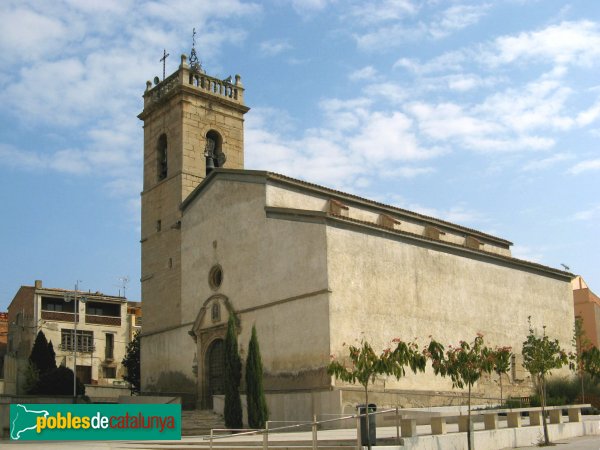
xmin=206 ymin=155 xmax=215 ymax=174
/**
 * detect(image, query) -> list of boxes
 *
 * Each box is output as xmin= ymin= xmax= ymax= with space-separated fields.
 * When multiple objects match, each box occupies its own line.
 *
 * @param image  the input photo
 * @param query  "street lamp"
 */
xmin=64 ymin=281 xmax=88 ymax=398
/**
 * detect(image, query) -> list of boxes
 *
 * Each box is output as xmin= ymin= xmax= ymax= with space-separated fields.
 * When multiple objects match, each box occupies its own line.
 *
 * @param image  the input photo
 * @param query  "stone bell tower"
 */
xmin=138 ymin=53 xmax=249 ymax=341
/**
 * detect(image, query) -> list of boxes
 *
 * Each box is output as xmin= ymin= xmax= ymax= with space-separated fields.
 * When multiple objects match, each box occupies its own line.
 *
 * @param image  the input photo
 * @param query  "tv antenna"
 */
xmin=118 ymin=276 xmax=130 ymax=298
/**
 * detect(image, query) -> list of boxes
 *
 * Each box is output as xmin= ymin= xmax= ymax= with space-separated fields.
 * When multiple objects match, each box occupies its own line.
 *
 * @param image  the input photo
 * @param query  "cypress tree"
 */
xmin=29 ymin=330 xmax=56 ymax=375
xmin=245 ymin=325 xmax=268 ymax=429
xmin=122 ymin=331 xmax=141 ymax=394
xmin=224 ymin=315 xmax=243 ymax=429
xmin=46 ymin=340 xmax=57 ymax=373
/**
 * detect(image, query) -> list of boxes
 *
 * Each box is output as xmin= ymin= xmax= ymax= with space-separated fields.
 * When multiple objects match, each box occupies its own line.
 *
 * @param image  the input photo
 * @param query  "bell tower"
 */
xmin=138 ymin=53 xmax=249 ymax=337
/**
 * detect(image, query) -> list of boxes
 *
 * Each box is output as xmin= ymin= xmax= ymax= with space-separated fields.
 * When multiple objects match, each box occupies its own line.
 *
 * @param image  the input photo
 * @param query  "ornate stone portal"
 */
xmin=190 ymin=294 xmax=238 ymax=408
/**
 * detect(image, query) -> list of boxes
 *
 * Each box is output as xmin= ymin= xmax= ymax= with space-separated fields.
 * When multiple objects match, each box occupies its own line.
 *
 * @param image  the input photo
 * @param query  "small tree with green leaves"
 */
xmin=328 ymin=337 xmax=426 ymax=450
xmin=428 ymin=334 xmax=494 ymax=450
xmin=572 ymin=316 xmax=592 ymax=402
xmin=245 ymin=325 xmax=268 ymax=429
xmin=122 ymin=331 xmax=141 ymax=394
xmin=224 ymin=315 xmax=243 ymax=429
xmin=522 ymin=317 xmax=568 ymax=446
xmin=581 ymin=346 xmax=600 ymax=382
xmin=493 ymin=346 xmax=512 ymax=405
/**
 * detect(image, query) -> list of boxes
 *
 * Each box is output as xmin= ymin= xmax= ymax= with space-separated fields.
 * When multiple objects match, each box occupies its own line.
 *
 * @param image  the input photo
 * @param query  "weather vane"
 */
xmin=189 ymin=28 xmax=203 ymax=74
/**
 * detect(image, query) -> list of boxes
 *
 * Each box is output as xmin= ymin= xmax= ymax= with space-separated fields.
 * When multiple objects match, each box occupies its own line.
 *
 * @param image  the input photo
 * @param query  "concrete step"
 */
xmin=181 ymin=409 xmax=226 ymax=436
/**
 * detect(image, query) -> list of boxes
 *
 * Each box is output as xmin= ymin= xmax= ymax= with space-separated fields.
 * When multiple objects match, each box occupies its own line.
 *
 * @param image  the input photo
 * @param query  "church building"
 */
xmin=138 ymin=53 xmax=574 ymax=419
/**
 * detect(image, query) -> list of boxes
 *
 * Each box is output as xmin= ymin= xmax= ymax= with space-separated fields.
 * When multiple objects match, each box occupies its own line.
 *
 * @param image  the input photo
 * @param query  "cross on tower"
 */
xmin=160 ymin=49 xmax=170 ymax=81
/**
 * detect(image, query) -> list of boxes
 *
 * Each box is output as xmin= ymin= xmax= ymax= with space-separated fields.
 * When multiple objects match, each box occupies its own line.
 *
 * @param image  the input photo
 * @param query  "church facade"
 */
xmin=139 ymin=55 xmax=574 ymax=418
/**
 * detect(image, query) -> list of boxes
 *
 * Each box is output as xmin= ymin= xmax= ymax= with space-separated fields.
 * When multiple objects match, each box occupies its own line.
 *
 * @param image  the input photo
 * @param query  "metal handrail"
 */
xmin=205 ymin=407 xmax=400 ymax=450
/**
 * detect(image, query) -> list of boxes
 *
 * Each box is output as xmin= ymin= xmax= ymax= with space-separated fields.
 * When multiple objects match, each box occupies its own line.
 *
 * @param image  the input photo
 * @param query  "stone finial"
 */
xmin=235 ymin=74 xmax=242 ymax=86
xmin=180 ymin=54 xmax=189 ymax=69
xmin=146 ymin=80 xmax=152 ymax=91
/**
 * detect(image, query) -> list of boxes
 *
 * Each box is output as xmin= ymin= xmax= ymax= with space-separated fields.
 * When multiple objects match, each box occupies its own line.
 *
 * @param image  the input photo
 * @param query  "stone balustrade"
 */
xmin=144 ymin=54 xmax=245 ymax=106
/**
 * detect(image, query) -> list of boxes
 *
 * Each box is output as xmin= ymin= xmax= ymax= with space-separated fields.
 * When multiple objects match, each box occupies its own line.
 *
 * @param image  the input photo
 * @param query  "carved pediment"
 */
xmin=189 ymin=294 xmax=239 ymax=339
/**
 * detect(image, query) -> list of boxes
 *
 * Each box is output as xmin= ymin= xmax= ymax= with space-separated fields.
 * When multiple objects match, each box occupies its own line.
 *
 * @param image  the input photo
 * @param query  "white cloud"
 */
xmin=353 ymin=2 xmax=488 ymax=50
xmin=393 ymin=51 xmax=468 ymax=74
xmin=260 ymin=39 xmax=293 ymax=56
xmin=568 ymin=158 xmax=600 ymax=174
xmin=571 ymin=204 xmax=600 ymax=221
xmin=486 ymin=21 xmax=600 ymax=67
xmin=349 ymin=66 xmax=378 ymax=81
xmin=521 ymin=153 xmax=573 ymax=172
xmin=367 ymin=83 xmax=408 ymax=104
xmin=346 ymin=0 xmax=418 ymax=26
xmin=289 ymin=0 xmax=332 ymax=13
xmin=348 ymin=111 xmax=442 ymax=162
xmin=381 ymin=166 xmax=435 ymax=178
xmin=245 ymin=98 xmax=441 ymax=191
xmin=429 ymin=4 xmax=490 ymax=39
xmin=477 ymin=78 xmax=575 ymax=133
xmin=408 ymin=101 xmax=502 ymax=143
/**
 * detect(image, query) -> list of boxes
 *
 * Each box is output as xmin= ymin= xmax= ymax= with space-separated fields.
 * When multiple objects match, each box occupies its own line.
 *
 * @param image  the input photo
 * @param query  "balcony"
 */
xmin=85 ymin=314 xmax=121 ymax=326
xmin=41 ymin=310 xmax=76 ymax=323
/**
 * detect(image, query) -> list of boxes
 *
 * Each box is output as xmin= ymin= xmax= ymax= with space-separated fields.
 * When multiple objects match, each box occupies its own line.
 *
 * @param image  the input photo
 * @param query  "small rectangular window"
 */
xmin=105 ymin=333 xmax=114 ymax=360
xmin=103 ymin=366 xmax=116 ymax=378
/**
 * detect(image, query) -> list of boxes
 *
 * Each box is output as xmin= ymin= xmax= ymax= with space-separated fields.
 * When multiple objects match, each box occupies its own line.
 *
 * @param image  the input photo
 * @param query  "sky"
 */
xmin=1 ymin=0 xmax=599 ymax=310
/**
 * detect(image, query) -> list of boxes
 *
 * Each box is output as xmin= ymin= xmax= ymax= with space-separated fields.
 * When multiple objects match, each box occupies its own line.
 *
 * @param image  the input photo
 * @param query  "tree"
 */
xmin=22 ymin=361 xmax=40 ymax=395
xmin=522 ymin=317 xmax=568 ymax=446
xmin=29 ymin=330 xmax=56 ymax=376
xmin=35 ymin=366 xmax=85 ymax=396
xmin=122 ymin=331 xmax=141 ymax=394
xmin=572 ymin=317 xmax=592 ymax=402
xmin=428 ymin=334 xmax=494 ymax=450
xmin=224 ymin=315 xmax=243 ymax=429
xmin=328 ymin=337 xmax=426 ymax=450
xmin=581 ymin=346 xmax=600 ymax=382
xmin=493 ymin=346 xmax=512 ymax=405
xmin=26 ymin=330 xmax=57 ymax=394
xmin=245 ymin=325 xmax=268 ymax=429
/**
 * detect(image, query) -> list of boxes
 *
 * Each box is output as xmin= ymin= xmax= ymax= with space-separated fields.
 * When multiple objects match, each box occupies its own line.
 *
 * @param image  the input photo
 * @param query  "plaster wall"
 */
xmin=140 ymin=325 xmax=196 ymax=396
xmin=575 ymin=301 xmax=600 ymax=348
xmin=181 ymin=177 xmax=331 ymax=392
xmin=326 ymin=222 xmax=574 ymax=395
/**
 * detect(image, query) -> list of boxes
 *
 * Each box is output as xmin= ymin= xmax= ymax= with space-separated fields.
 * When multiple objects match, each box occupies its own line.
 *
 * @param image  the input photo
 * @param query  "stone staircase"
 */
xmin=182 ymin=409 xmax=226 ymax=436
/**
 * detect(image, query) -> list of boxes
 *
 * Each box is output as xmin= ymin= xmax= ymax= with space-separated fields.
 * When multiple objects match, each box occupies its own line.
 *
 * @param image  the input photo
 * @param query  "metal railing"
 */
xmin=205 ymin=407 xmax=401 ymax=450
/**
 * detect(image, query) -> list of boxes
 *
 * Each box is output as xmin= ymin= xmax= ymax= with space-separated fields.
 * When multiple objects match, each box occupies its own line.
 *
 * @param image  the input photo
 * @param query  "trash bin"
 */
xmin=357 ymin=403 xmax=376 ymax=446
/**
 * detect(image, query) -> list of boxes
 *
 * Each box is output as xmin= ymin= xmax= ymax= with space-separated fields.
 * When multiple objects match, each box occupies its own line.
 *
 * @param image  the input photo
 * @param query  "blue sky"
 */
xmin=1 ymin=0 xmax=599 ymax=310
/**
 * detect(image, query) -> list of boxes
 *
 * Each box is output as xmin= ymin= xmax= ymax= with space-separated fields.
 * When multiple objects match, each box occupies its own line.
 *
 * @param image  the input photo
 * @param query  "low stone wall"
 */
xmin=118 ymin=395 xmax=181 ymax=405
xmin=399 ymin=420 xmax=600 ymax=450
xmin=85 ymin=384 xmax=131 ymax=403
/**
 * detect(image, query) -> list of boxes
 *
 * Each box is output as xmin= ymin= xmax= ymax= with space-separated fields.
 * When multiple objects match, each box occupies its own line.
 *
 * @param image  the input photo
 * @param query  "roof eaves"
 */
xmin=265 ymin=171 xmax=513 ymax=246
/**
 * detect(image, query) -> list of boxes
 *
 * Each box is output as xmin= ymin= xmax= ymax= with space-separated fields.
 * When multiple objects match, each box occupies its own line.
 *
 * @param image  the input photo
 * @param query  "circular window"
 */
xmin=209 ymin=265 xmax=223 ymax=290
